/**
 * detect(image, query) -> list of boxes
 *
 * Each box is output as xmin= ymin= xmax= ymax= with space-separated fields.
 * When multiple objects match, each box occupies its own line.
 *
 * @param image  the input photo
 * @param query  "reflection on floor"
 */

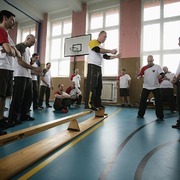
xmin=1 ymin=104 xmax=180 ymax=180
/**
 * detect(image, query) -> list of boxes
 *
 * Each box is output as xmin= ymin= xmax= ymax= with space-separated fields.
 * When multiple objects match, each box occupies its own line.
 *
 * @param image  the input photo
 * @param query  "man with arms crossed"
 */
xmin=0 ymin=10 xmax=21 ymax=135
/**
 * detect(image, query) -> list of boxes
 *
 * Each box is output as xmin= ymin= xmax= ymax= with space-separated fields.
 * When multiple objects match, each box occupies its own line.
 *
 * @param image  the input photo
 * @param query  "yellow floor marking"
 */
xmin=18 ymin=109 xmax=121 ymax=180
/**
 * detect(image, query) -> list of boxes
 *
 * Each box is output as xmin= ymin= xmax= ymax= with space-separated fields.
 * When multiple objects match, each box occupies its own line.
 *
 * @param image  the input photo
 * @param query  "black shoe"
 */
xmin=98 ymin=104 xmax=105 ymax=109
xmin=38 ymin=106 xmax=44 ymax=110
xmin=128 ymin=104 xmax=132 ymax=107
xmin=121 ymin=104 xmax=125 ymax=107
xmin=137 ymin=115 xmax=144 ymax=118
xmin=46 ymin=105 xmax=52 ymax=108
xmin=90 ymin=106 xmax=99 ymax=111
xmin=172 ymin=124 xmax=180 ymax=129
xmin=23 ymin=115 xmax=35 ymax=121
xmin=0 ymin=131 xmax=7 ymax=136
xmin=9 ymin=120 xmax=22 ymax=125
xmin=0 ymin=118 xmax=15 ymax=129
xmin=156 ymin=118 xmax=164 ymax=121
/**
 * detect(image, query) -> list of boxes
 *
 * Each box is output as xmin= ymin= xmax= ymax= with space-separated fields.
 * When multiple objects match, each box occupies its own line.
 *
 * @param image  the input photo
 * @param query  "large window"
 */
xmin=142 ymin=0 xmax=180 ymax=73
xmin=87 ymin=7 xmax=120 ymax=77
xmin=49 ymin=18 xmax=72 ymax=77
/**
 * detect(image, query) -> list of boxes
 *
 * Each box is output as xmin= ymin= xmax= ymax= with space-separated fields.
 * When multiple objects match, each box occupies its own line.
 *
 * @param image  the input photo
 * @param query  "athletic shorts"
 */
xmin=0 ymin=69 xmax=13 ymax=97
xmin=120 ymin=88 xmax=129 ymax=97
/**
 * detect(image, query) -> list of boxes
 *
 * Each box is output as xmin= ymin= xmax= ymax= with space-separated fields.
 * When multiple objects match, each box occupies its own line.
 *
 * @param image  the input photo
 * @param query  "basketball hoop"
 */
xmin=70 ymin=46 xmax=79 ymax=53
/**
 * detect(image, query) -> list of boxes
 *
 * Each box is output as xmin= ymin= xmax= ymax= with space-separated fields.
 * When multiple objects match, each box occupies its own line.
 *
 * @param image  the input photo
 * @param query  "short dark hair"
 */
xmin=0 ymin=10 xmax=15 ymax=23
xmin=32 ymin=53 xmax=39 ymax=57
xmin=122 ymin=69 xmax=126 ymax=71
xmin=46 ymin=62 xmax=51 ymax=65
xmin=99 ymin=31 xmax=106 ymax=36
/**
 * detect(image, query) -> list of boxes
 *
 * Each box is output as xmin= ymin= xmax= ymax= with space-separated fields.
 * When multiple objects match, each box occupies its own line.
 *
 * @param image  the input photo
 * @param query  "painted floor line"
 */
xmin=18 ymin=109 xmax=122 ymax=180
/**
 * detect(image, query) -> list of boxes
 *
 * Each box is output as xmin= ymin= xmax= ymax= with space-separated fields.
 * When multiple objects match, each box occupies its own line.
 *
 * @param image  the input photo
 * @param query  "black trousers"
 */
xmin=138 ymin=88 xmax=164 ymax=119
xmin=32 ymin=80 xmax=39 ymax=109
xmin=38 ymin=85 xmax=50 ymax=107
xmin=53 ymin=98 xmax=70 ymax=111
xmin=85 ymin=64 xmax=102 ymax=108
xmin=161 ymin=88 xmax=176 ymax=112
xmin=8 ymin=77 xmax=32 ymax=121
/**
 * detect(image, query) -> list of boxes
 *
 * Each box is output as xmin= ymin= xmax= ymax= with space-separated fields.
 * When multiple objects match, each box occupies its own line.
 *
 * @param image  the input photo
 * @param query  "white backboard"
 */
xmin=64 ymin=34 xmax=91 ymax=57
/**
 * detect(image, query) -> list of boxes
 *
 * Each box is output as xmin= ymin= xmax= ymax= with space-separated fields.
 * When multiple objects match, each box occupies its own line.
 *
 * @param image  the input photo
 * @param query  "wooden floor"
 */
xmin=0 ymin=104 xmax=180 ymax=180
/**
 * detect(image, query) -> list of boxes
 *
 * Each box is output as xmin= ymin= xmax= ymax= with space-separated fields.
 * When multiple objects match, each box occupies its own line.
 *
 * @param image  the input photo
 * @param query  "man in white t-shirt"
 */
xmin=85 ymin=31 xmax=121 ymax=111
xmin=30 ymin=53 xmax=40 ymax=110
xmin=137 ymin=55 xmax=164 ymax=121
xmin=0 ymin=10 xmax=21 ymax=135
xmin=8 ymin=34 xmax=41 ymax=125
xmin=117 ymin=69 xmax=131 ymax=107
xmin=172 ymin=37 xmax=180 ymax=129
xmin=160 ymin=66 xmax=176 ymax=113
xmin=70 ymin=68 xmax=81 ymax=89
xmin=38 ymin=62 xmax=54 ymax=108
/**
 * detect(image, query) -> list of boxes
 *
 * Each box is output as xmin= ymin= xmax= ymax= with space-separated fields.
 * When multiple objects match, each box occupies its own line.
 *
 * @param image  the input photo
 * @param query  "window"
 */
xmin=49 ymin=18 xmax=72 ymax=77
xmin=87 ymin=7 xmax=120 ymax=77
xmin=142 ymin=0 xmax=180 ymax=73
xmin=143 ymin=24 xmax=160 ymax=51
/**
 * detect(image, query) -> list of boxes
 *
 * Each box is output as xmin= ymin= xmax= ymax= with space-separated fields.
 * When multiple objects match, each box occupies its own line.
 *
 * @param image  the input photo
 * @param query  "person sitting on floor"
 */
xmin=66 ymin=81 xmax=82 ymax=108
xmin=53 ymin=84 xmax=71 ymax=113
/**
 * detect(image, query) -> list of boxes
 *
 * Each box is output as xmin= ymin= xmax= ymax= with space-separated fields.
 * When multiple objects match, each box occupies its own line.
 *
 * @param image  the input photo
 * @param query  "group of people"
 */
xmin=0 ymin=10 xmax=56 ymax=135
xmin=0 ymin=10 xmax=179 ymax=136
xmin=53 ymin=80 xmax=82 ymax=113
xmin=85 ymin=30 xmax=180 ymax=129
xmin=137 ymin=54 xmax=180 ymax=129
xmin=116 ymin=64 xmax=177 ymax=112
xmin=0 ymin=10 xmax=40 ymax=135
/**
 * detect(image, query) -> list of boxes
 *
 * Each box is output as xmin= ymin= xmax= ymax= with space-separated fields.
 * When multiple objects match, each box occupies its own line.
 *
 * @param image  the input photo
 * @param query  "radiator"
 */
xmin=101 ymin=81 xmax=117 ymax=103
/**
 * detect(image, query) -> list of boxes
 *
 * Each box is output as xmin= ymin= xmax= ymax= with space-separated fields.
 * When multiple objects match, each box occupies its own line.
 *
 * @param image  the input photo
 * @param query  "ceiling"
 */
xmin=0 ymin=0 xmax=104 ymax=22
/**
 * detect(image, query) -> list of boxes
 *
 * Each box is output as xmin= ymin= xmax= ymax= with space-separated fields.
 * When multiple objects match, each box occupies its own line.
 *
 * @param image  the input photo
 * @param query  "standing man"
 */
xmin=137 ymin=55 xmax=164 ymax=121
xmin=70 ymin=68 xmax=81 ymax=89
xmin=85 ymin=31 xmax=121 ymax=111
xmin=172 ymin=37 xmax=180 ymax=129
xmin=160 ymin=66 xmax=176 ymax=113
xmin=30 ymin=53 xmax=40 ymax=110
xmin=0 ymin=10 xmax=21 ymax=135
xmin=8 ymin=34 xmax=41 ymax=125
xmin=117 ymin=68 xmax=131 ymax=107
xmin=38 ymin=62 xmax=54 ymax=109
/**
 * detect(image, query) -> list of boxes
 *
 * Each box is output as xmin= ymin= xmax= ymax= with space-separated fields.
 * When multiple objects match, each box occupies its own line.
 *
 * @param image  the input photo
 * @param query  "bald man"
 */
xmin=85 ymin=31 xmax=121 ymax=111
xmin=8 ymin=34 xmax=41 ymax=125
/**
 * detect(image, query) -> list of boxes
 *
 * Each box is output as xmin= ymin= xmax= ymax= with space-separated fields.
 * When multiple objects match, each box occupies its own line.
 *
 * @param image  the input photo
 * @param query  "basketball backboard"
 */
xmin=64 ymin=34 xmax=91 ymax=57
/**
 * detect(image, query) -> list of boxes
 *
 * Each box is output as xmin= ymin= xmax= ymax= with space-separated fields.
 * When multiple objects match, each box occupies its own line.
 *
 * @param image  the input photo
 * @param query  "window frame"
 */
xmin=87 ymin=5 xmax=120 ymax=77
xmin=48 ymin=17 xmax=72 ymax=77
xmin=141 ymin=0 xmax=180 ymax=72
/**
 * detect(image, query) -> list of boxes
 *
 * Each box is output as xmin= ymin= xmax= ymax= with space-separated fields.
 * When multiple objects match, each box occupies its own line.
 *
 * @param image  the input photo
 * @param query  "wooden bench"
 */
xmin=0 ymin=110 xmax=92 ymax=146
xmin=0 ymin=110 xmax=108 ymax=180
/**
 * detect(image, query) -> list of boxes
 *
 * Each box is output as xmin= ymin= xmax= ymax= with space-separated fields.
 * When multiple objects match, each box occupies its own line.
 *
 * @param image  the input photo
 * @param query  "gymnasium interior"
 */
xmin=0 ymin=0 xmax=180 ymax=179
